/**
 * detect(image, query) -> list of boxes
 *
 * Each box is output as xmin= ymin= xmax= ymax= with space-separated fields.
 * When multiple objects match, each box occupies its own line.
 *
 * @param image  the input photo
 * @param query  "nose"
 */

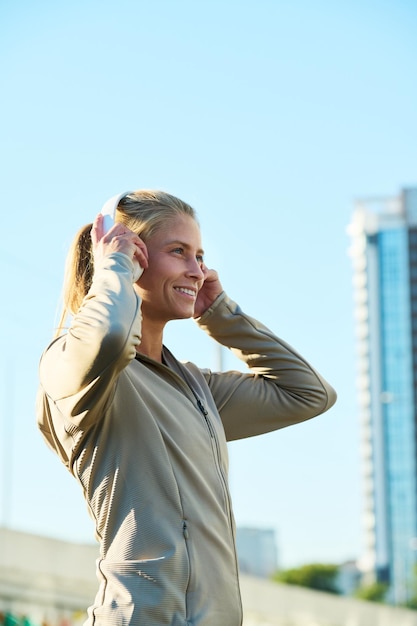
xmin=186 ymin=257 xmax=204 ymax=280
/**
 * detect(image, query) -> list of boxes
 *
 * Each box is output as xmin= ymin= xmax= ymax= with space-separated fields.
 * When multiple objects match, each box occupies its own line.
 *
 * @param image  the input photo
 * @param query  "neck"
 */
xmin=136 ymin=316 xmax=165 ymax=363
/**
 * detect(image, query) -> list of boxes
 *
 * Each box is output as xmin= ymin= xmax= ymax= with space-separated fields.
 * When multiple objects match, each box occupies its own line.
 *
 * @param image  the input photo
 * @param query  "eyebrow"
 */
xmin=165 ymin=239 xmax=205 ymax=256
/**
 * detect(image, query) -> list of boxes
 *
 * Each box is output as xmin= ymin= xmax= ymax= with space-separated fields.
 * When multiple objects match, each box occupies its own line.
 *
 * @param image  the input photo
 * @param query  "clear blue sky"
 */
xmin=1 ymin=0 xmax=416 ymax=569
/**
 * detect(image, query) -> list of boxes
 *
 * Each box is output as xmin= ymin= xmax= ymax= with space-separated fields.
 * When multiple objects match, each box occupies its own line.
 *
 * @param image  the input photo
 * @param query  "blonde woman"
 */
xmin=37 ymin=190 xmax=336 ymax=626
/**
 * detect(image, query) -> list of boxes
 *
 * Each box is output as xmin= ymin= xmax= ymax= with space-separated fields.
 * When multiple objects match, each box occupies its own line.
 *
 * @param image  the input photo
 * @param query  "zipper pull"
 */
xmin=196 ymin=398 xmax=215 ymax=437
xmin=196 ymin=398 xmax=208 ymax=417
xmin=183 ymin=520 xmax=189 ymax=539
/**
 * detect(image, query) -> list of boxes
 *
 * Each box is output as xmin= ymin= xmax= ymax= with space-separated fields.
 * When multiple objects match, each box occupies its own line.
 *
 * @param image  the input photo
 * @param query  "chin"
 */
xmin=172 ymin=309 xmax=195 ymax=321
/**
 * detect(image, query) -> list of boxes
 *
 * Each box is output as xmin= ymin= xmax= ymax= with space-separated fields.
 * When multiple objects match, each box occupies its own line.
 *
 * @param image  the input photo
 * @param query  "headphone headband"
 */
xmin=100 ymin=190 xmax=133 ymax=233
xmin=101 ymin=190 xmax=134 ymax=220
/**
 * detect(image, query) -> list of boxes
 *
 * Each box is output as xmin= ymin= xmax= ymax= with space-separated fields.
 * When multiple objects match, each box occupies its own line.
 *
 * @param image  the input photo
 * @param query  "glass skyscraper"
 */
xmin=349 ymin=187 xmax=417 ymax=604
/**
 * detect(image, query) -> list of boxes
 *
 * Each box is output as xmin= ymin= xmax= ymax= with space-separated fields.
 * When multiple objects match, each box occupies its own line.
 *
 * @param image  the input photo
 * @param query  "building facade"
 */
xmin=236 ymin=527 xmax=278 ymax=578
xmin=349 ymin=187 xmax=417 ymax=604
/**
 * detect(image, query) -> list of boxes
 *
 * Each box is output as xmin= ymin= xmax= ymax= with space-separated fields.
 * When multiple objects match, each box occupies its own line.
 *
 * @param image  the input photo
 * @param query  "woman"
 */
xmin=37 ymin=189 xmax=336 ymax=626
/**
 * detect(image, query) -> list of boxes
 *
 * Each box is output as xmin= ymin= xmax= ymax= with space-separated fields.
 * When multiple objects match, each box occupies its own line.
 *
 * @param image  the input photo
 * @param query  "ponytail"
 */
xmin=55 ymin=223 xmax=93 ymax=336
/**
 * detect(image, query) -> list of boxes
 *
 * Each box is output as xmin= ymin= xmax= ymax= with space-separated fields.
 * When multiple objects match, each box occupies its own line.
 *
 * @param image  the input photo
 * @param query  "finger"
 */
xmin=91 ymin=214 xmax=105 ymax=246
xmin=202 ymin=266 xmax=217 ymax=282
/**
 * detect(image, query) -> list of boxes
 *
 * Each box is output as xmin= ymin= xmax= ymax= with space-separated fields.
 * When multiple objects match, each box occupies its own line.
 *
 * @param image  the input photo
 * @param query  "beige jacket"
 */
xmin=37 ymin=252 xmax=336 ymax=626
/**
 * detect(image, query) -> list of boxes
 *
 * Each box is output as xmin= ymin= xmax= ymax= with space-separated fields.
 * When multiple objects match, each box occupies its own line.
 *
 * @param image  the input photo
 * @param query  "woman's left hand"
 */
xmin=193 ymin=265 xmax=223 ymax=318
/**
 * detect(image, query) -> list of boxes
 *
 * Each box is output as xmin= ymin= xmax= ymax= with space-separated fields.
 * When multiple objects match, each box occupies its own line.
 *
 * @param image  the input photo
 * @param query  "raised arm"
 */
xmin=39 ymin=216 xmax=147 ymax=405
xmin=196 ymin=292 xmax=337 ymax=441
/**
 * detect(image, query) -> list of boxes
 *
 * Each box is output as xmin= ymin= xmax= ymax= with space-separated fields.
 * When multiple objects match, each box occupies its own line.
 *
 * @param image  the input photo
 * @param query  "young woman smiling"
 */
xmin=37 ymin=189 xmax=336 ymax=626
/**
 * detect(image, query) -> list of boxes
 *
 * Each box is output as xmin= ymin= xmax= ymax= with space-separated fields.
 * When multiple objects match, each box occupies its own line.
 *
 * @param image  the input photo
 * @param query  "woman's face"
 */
xmin=135 ymin=214 xmax=205 ymax=324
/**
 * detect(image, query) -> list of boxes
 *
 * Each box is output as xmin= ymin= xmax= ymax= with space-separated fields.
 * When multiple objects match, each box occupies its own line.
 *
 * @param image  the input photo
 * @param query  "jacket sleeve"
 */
xmin=37 ymin=252 xmax=142 ymax=438
xmin=195 ymin=292 xmax=337 ymax=441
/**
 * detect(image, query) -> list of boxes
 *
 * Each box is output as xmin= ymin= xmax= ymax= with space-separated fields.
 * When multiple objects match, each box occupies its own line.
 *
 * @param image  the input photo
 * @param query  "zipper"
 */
xmin=192 ymin=395 xmax=243 ymax=621
xmin=135 ymin=353 xmax=243 ymax=622
xmin=136 ymin=355 xmax=232 ymax=518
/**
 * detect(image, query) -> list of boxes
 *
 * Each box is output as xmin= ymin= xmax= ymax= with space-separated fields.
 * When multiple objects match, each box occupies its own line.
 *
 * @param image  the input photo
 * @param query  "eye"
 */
xmin=172 ymin=247 xmax=184 ymax=255
xmin=196 ymin=254 xmax=204 ymax=264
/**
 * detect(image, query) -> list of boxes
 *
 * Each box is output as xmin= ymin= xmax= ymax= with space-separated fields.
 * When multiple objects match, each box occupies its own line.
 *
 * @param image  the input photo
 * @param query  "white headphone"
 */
xmin=100 ymin=191 xmax=133 ymax=233
xmin=100 ymin=190 xmax=144 ymax=281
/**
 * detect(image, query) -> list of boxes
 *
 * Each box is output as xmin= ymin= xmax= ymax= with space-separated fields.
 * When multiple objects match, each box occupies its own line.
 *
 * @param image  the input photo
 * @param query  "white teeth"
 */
xmin=175 ymin=287 xmax=195 ymax=296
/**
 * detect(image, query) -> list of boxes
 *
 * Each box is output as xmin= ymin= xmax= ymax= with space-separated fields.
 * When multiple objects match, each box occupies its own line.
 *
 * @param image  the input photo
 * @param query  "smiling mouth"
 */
xmin=174 ymin=287 xmax=196 ymax=298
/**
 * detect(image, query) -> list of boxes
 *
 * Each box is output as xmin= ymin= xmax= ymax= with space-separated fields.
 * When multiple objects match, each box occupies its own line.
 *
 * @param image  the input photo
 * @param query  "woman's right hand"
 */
xmin=91 ymin=214 xmax=149 ymax=282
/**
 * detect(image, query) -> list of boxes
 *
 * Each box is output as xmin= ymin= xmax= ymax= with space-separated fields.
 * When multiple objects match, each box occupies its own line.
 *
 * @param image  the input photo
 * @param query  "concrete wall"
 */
xmin=240 ymin=575 xmax=417 ymax=626
xmin=0 ymin=527 xmax=97 ymax=625
xmin=1 ymin=527 xmax=417 ymax=626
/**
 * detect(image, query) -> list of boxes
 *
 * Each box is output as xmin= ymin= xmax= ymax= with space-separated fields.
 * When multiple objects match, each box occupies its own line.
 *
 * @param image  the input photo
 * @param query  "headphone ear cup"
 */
xmin=102 ymin=214 xmax=115 ymax=233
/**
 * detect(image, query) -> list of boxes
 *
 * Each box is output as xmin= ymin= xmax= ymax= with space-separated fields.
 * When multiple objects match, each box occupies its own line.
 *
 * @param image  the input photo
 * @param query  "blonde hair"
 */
xmin=55 ymin=190 xmax=197 ymax=336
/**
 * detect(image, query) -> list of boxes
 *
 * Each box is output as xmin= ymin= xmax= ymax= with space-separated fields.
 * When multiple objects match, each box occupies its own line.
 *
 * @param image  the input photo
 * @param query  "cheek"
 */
xmin=137 ymin=267 xmax=170 ymax=294
xmin=135 ymin=270 xmax=157 ymax=297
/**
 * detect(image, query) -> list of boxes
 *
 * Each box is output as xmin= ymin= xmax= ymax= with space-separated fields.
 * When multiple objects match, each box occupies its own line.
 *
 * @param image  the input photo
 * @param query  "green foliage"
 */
xmin=405 ymin=596 xmax=417 ymax=610
xmin=272 ymin=563 xmax=340 ymax=594
xmin=354 ymin=582 xmax=388 ymax=603
xmin=404 ymin=563 xmax=417 ymax=610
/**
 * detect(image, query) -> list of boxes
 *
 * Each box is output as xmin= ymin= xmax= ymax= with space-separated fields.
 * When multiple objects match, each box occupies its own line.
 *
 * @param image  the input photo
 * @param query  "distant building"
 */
xmin=236 ymin=527 xmax=278 ymax=578
xmin=348 ymin=188 xmax=417 ymax=604
xmin=336 ymin=560 xmax=361 ymax=596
